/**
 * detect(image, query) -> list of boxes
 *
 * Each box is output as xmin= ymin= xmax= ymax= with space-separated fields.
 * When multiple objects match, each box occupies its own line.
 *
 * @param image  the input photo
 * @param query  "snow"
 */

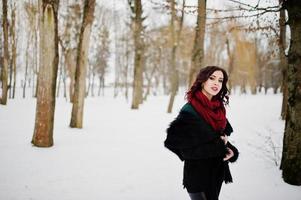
xmin=0 ymin=90 xmax=300 ymax=200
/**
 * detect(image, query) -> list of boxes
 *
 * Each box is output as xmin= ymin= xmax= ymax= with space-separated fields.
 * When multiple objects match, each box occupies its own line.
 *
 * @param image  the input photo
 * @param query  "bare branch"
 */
xmin=228 ymin=0 xmax=281 ymax=11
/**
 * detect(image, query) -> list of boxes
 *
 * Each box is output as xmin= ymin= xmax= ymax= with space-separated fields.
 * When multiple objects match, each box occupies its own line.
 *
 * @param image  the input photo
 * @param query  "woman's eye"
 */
xmin=218 ymin=80 xmax=223 ymax=83
xmin=209 ymin=77 xmax=214 ymax=80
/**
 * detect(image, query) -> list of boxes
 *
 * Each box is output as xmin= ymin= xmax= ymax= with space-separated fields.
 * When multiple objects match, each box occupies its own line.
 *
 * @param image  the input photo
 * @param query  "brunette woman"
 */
xmin=164 ymin=66 xmax=239 ymax=200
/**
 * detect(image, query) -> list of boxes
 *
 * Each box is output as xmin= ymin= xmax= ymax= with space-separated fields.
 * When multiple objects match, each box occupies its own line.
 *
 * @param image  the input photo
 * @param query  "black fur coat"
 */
xmin=164 ymin=103 xmax=239 ymax=195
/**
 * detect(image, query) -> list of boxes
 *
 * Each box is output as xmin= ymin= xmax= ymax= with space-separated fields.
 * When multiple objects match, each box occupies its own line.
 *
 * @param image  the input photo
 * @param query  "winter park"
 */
xmin=0 ymin=0 xmax=301 ymax=200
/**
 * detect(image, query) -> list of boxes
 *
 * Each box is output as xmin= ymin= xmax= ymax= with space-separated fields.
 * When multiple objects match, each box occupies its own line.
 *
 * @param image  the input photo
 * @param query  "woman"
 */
xmin=164 ymin=66 xmax=239 ymax=200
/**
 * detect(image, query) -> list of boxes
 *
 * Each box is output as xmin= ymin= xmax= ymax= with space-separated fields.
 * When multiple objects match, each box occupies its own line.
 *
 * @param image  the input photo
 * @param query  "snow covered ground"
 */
xmin=0 ymin=90 xmax=300 ymax=200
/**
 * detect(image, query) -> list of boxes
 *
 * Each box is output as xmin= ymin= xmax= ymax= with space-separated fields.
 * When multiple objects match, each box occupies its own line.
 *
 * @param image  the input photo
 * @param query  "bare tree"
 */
xmin=56 ymin=40 xmax=68 ymax=98
xmin=59 ymin=2 xmax=83 ymax=102
xmin=129 ymin=0 xmax=145 ymax=109
xmin=188 ymin=0 xmax=206 ymax=87
xmin=23 ymin=2 xmax=39 ymax=98
xmin=279 ymin=0 xmax=288 ymax=119
xmin=143 ymin=34 xmax=161 ymax=101
xmin=32 ymin=0 xmax=59 ymax=147
xmin=113 ymin=0 xmax=122 ymax=98
xmin=22 ymin=38 xmax=29 ymax=98
xmin=70 ymin=0 xmax=96 ymax=128
xmin=280 ymin=0 xmax=301 ymax=186
xmin=118 ymin=28 xmax=133 ymax=99
xmin=231 ymin=32 xmax=258 ymax=94
xmin=1 ymin=0 xmax=9 ymax=105
xmin=167 ymin=0 xmax=185 ymax=113
xmin=95 ymin=25 xmax=110 ymax=97
xmin=9 ymin=2 xmax=17 ymax=99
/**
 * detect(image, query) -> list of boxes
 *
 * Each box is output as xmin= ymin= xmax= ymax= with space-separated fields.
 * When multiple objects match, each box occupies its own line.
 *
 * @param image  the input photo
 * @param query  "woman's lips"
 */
xmin=211 ymin=87 xmax=218 ymax=92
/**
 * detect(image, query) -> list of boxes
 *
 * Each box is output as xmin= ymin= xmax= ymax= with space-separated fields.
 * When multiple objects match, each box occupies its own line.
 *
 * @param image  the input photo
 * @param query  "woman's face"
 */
xmin=201 ymin=70 xmax=224 ymax=100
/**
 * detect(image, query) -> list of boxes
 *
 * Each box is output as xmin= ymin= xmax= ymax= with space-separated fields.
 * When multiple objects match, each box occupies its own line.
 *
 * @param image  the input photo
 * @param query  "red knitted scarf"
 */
xmin=188 ymin=90 xmax=227 ymax=133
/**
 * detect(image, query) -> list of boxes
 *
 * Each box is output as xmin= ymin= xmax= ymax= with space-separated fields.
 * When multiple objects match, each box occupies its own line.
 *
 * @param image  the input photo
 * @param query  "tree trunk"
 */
xmin=167 ymin=0 xmax=179 ymax=113
xmin=9 ymin=3 xmax=16 ymax=99
xmin=98 ymin=75 xmax=105 ymax=97
xmin=167 ymin=0 xmax=185 ymax=113
xmin=65 ymin=49 xmax=76 ymax=102
xmin=70 ymin=0 xmax=95 ymax=128
xmin=33 ymin=24 xmax=39 ymax=98
xmin=86 ymin=66 xmax=92 ymax=97
xmin=188 ymin=0 xmax=206 ymax=87
xmin=1 ymin=0 xmax=9 ymax=105
xmin=63 ymin=62 xmax=67 ymax=99
xmin=58 ymin=46 xmax=67 ymax=99
xmin=56 ymin=60 xmax=63 ymax=97
xmin=280 ymin=0 xmax=288 ymax=120
xmin=91 ymin=71 xmax=95 ymax=97
xmin=143 ymin=64 xmax=157 ymax=101
xmin=131 ymin=0 xmax=144 ymax=109
xmin=226 ymin=38 xmax=234 ymax=93
xmin=32 ymin=0 xmax=59 ymax=147
xmin=11 ymin=3 xmax=17 ymax=99
xmin=281 ymin=0 xmax=301 ymax=185
xmin=113 ymin=0 xmax=120 ymax=98
xmin=23 ymin=38 xmax=31 ymax=98
xmin=125 ymin=39 xmax=129 ymax=100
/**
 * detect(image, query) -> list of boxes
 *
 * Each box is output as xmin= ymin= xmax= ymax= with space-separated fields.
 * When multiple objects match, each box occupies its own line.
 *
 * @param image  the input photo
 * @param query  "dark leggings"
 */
xmin=188 ymin=192 xmax=208 ymax=200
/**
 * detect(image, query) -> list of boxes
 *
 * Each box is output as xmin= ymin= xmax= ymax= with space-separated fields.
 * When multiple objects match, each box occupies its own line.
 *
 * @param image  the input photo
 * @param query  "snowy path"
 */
xmin=0 ymin=93 xmax=300 ymax=200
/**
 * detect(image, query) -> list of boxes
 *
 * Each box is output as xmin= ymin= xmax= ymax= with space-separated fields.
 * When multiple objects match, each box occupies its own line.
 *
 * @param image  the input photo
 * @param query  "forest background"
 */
xmin=0 ymin=0 xmax=301 ymax=197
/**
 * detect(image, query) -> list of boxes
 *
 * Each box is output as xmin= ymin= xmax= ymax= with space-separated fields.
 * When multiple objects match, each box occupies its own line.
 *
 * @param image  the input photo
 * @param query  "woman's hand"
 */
xmin=220 ymin=135 xmax=228 ymax=144
xmin=223 ymin=147 xmax=234 ymax=161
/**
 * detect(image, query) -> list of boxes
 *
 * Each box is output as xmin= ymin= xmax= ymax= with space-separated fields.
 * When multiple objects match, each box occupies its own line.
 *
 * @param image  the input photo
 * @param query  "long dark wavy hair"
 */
xmin=186 ymin=66 xmax=230 ymax=105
